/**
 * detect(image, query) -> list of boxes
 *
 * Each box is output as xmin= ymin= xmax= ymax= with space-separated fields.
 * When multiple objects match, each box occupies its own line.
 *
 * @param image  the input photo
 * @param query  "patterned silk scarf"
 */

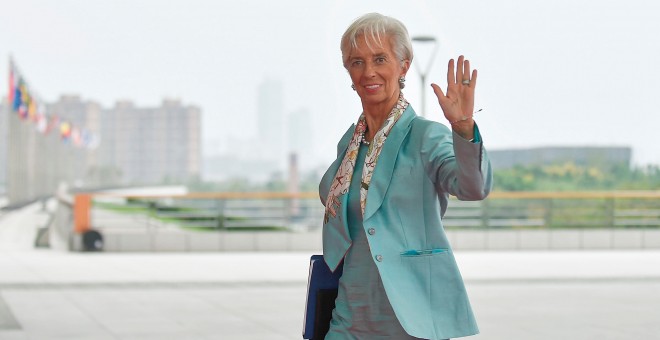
xmin=323 ymin=94 xmax=409 ymax=225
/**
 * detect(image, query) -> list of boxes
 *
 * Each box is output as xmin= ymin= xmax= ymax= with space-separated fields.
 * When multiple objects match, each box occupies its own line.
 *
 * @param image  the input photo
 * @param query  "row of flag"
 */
xmin=7 ymin=59 xmax=100 ymax=150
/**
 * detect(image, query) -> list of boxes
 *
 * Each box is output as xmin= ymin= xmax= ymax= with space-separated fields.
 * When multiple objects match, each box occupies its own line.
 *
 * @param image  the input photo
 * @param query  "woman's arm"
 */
xmin=420 ymin=122 xmax=492 ymax=200
xmin=424 ymin=55 xmax=492 ymax=199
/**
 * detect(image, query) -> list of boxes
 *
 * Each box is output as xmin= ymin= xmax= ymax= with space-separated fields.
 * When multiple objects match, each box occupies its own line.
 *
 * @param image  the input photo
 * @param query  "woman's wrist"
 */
xmin=450 ymin=117 xmax=475 ymax=140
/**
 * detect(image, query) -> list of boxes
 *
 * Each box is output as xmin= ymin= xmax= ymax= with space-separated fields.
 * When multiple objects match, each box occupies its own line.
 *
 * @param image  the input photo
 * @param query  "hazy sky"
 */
xmin=2 ymin=0 xmax=659 ymax=168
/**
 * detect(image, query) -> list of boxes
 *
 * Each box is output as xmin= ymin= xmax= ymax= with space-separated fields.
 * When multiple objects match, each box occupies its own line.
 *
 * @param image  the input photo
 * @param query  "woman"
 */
xmin=319 ymin=13 xmax=493 ymax=340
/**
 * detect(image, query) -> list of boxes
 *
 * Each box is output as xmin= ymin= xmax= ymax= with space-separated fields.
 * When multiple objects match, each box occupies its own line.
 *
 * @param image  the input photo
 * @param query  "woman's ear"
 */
xmin=401 ymin=59 xmax=411 ymax=77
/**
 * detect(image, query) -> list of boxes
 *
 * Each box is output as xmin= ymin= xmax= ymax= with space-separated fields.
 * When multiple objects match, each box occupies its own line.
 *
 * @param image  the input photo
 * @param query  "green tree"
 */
xmin=493 ymin=162 xmax=660 ymax=191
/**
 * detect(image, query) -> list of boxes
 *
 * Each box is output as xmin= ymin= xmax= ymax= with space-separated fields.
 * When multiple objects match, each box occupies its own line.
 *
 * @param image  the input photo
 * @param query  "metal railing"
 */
xmin=87 ymin=191 xmax=660 ymax=233
xmin=91 ymin=192 xmax=325 ymax=233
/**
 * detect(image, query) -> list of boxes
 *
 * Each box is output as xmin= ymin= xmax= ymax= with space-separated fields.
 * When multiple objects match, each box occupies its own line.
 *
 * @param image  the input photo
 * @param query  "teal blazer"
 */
xmin=319 ymin=105 xmax=493 ymax=340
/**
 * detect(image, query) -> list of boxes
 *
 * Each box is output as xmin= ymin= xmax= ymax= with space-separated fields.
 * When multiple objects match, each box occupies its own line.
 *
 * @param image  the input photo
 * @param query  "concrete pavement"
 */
xmin=2 ymin=202 xmax=660 ymax=339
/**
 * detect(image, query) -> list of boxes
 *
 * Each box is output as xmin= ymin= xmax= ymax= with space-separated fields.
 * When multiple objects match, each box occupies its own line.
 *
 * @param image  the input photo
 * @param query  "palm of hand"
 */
xmin=431 ymin=55 xmax=477 ymax=124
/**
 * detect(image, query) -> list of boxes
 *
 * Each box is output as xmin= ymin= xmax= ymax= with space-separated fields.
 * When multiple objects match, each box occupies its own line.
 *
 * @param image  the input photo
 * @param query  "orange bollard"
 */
xmin=73 ymin=194 xmax=91 ymax=234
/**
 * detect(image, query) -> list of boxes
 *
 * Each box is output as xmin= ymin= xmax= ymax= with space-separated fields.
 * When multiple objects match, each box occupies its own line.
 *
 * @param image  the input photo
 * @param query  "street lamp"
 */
xmin=411 ymin=35 xmax=438 ymax=117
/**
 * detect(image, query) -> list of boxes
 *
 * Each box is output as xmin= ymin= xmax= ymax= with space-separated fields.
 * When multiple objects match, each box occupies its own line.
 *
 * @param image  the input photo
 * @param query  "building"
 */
xmin=5 ymin=95 xmax=201 ymax=204
xmin=47 ymin=95 xmax=102 ymax=185
xmin=488 ymin=146 xmax=632 ymax=170
xmin=96 ymin=98 xmax=201 ymax=185
xmin=257 ymin=78 xmax=285 ymax=168
xmin=5 ymin=95 xmax=93 ymax=203
xmin=287 ymin=107 xmax=314 ymax=170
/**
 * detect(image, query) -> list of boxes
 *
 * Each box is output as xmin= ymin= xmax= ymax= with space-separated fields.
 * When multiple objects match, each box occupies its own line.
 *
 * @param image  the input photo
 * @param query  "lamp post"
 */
xmin=411 ymin=35 xmax=438 ymax=117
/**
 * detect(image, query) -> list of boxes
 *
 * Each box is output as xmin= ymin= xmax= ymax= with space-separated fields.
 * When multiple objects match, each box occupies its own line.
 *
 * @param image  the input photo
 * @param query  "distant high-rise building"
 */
xmin=5 ymin=94 xmax=201 ymax=204
xmin=47 ymin=95 xmax=102 ymax=183
xmin=257 ymin=78 xmax=285 ymax=168
xmin=97 ymin=98 xmax=201 ymax=184
xmin=288 ymin=107 xmax=314 ymax=170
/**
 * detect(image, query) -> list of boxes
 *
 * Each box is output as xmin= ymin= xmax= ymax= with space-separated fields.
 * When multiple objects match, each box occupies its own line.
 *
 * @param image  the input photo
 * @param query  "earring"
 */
xmin=351 ymin=84 xmax=356 ymax=91
xmin=399 ymin=77 xmax=406 ymax=89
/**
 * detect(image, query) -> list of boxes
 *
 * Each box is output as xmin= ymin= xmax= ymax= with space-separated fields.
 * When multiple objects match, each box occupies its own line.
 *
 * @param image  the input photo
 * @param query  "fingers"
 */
xmin=463 ymin=58 xmax=470 ymax=84
xmin=446 ymin=59 xmax=455 ymax=85
xmin=431 ymin=83 xmax=451 ymax=108
xmin=456 ymin=55 xmax=464 ymax=85
xmin=444 ymin=55 xmax=477 ymax=88
xmin=470 ymin=69 xmax=478 ymax=89
xmin=431 ymin=83 xmax=445 ymax=101
xmin=460 ymin=56 xmax=477 ymax=88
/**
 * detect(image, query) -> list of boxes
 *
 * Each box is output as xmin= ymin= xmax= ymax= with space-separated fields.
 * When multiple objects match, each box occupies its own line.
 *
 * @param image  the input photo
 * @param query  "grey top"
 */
xmin=325 ymin=143 xmax=422 ymax=340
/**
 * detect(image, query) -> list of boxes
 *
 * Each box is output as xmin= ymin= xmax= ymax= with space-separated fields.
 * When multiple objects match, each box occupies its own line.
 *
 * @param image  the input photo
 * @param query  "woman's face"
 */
xmin=346 ymin=34 xmax=409 ymax=110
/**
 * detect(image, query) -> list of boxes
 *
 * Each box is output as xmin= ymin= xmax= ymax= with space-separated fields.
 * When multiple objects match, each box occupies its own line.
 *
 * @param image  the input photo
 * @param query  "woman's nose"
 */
xmin=364 ymin=61 xmax=376 ymax=77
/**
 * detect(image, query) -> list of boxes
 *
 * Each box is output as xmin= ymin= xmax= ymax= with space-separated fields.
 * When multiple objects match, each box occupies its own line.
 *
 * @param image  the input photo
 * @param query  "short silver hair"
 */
xmin=340 ymin=13 xmax=413 ymax=69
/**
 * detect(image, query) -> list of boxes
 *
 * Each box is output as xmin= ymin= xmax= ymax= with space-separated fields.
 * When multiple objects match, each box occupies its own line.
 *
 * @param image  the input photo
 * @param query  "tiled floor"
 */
xmin=2 ymin=280 xmax=660 ymax=339
xmin=3 ymin=202 xmax=660 ymax=339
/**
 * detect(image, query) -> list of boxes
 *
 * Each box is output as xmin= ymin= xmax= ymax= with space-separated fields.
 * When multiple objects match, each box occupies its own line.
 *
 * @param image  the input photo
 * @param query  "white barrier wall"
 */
xmin=98 ymin=229 xmax=660 ymax=252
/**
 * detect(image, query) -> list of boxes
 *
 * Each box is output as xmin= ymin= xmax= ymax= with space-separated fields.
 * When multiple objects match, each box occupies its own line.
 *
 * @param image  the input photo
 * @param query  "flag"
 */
xmin=28 ymin=97 xmax=37 ymax=121
xmin=12 ymin=79 xmax=23 ymax=112
xmin=80 ymin=129 xmax=91 ymax=147
xmin=71 ymin=127 xmax=82 ymax=147
xmin=60 ymin=121 xmax=71 ymax=140
xmin=9 ymin=58 xmax=101 ymax=150
xmin=86 ymin=134 xmax=101 ymax=150
xmin=35 ymin=114 xmax=48 ymax=133
xmin=18 ymin=82 xmax=29 ymax=119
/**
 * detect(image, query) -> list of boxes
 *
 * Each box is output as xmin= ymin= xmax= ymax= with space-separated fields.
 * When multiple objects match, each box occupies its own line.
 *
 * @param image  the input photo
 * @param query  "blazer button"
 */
xmin=367 ymin=228 xmax=376 ymax=235
xmin=375 ymin=255 xmax=383 ymax=262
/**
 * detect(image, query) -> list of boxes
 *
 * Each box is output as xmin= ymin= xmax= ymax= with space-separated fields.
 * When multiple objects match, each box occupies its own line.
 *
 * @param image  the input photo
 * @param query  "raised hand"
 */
xmin=431 ymin=55 xmax=477 ymax=139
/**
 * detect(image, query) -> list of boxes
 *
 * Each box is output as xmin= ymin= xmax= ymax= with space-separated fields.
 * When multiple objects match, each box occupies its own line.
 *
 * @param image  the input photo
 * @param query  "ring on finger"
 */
xmin=462 ymin=79 xmax=470 ymax=85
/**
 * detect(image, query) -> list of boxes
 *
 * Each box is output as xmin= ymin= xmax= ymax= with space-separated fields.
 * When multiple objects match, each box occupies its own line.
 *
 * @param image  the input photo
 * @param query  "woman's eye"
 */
xmin=375 ymin=57 xmax=386 ymax=64
xmin=351 ymin=60 xmax=363 ymax=67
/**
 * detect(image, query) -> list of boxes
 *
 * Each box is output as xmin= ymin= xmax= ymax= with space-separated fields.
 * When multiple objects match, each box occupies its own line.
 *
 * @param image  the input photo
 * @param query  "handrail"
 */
xmin=487 ymin=191 xmax=660 ymax=199
xmin=93 ymin=192 xmax=321 ymax=199
xmin=90 ymin=190 xmax=660 ymax=200
xmin=83 ymin=190 xmax=660 ymax=236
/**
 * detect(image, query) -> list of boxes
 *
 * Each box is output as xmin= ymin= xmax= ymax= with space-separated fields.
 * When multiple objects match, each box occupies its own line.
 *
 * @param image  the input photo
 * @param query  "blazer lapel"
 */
xmin=363 ymin=106 xmax=416 ymax=221
xmin=319 ymin=124 xmax=356 ymax=200
xmin=337 ymin=124 xmax=356 ymax=157
xmin=322 ymin=124 xmax=356 ymax=271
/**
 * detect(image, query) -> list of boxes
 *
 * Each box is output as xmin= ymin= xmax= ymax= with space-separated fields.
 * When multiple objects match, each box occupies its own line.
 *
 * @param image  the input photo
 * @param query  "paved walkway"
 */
xmin=1 ymin=203 xmax=660 ymax=339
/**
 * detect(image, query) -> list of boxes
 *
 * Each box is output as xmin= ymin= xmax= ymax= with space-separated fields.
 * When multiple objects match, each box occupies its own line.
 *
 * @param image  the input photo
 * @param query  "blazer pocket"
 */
xmin=400 ymin=248 xmax=449 ymax=257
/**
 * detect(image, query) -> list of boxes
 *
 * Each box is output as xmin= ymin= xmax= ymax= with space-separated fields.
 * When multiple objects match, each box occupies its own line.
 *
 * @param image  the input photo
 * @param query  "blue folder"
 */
xmin=302 ymin=254 xmax=343 ymax=339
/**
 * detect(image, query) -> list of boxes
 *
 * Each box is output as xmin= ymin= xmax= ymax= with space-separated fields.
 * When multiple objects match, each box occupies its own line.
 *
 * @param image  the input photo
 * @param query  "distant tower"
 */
xmin=288 ymin=108 xmax=313 ymax=170
xmin=288 ymin=153 xmax=300 ymax=216
xmin=257 ymin=78 xmax=285 ymax=168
